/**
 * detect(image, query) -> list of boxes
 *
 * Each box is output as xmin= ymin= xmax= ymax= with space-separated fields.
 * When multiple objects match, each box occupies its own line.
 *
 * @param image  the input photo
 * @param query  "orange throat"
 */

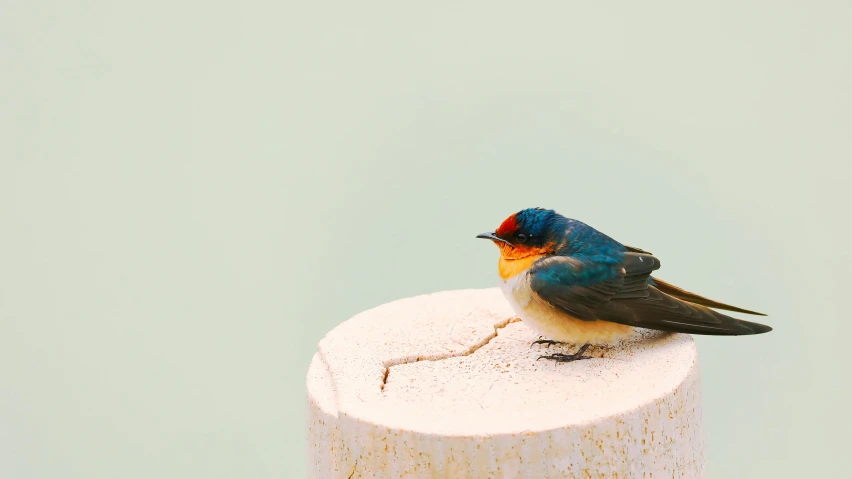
xmin=496 ymin=243 xmax=553 ymax=280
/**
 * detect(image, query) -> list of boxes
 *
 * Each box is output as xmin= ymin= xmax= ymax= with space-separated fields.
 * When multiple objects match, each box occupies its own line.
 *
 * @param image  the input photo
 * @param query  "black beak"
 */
xmin=476 ymin=231 xmax=510 ymax=244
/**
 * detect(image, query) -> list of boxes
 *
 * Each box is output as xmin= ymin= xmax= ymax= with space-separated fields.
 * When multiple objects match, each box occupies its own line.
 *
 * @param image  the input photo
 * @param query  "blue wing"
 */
xmin=529 ymin=252 xmax=660 ymax=321
xmin=529 ymin=252 xmax=771 ymax=335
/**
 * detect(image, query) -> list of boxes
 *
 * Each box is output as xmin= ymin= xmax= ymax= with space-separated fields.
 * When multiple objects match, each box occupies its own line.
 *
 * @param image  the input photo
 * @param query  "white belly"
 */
xmin=499 ymin=273 xmax=534 ymax=319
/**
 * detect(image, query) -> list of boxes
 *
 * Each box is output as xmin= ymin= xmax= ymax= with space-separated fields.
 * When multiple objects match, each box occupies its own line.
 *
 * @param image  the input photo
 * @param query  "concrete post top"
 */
xmin=307 ymin=288 xmax=704 ymax=478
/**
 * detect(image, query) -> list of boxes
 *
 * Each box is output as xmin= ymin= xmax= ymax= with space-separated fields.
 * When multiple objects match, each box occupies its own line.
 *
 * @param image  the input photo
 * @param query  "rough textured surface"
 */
xmin=306 ymin=288 xmax=705 ymax=478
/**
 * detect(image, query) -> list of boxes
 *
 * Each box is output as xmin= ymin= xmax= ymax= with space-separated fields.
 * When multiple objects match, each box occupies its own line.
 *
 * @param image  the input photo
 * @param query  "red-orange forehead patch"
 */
xmin=495 ymin=214 xmax=519 ymax=236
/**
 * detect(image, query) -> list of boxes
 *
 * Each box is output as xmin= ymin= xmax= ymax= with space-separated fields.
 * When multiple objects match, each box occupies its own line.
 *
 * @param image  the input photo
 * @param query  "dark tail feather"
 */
xmin=601 ymin=287 xmax=773 ymax=336
xmin=732 ymin=316 xmax=773 ymax=334
xmin=667 ymin=306 xmax=773 ymax=336
xmin=650 ymin=277 xmax=767 ymax=316
xmin=633 ymin=308 xmax=773 ymax=336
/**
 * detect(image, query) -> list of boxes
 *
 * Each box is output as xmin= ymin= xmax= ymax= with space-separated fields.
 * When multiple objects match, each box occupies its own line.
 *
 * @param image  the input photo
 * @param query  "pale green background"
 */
xmin=1 ymin=1 xmax=850 ymax=478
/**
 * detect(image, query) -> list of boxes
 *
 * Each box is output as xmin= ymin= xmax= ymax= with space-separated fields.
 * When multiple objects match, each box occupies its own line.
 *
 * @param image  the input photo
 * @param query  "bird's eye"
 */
xmin=516 ymin=233 xmax=528 ymax=243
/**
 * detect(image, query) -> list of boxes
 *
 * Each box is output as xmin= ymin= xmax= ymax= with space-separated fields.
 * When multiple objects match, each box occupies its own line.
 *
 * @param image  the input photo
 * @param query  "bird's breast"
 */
xmin=498 ymin=254 xmax=547 ymax=317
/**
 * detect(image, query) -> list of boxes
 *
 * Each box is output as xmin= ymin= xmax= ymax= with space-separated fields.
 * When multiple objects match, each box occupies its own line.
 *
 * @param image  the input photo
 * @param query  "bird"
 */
xmin=476 ymin=208 xmax=771 ymax=363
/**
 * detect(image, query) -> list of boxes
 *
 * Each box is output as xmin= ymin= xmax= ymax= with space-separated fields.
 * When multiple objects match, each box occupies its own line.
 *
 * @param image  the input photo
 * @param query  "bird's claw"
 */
xmin=536 ymin=343 xmax=593 ymax=363
xmin=537 ymin=353 xmax=593 ymax=363
xmin=529 ymin=339 xmax=564 ymax=349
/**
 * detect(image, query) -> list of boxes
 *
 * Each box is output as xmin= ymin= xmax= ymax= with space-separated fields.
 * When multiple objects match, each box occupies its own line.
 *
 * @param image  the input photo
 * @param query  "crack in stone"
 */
xmin=380 ymin=317 xmax=521 ymax=391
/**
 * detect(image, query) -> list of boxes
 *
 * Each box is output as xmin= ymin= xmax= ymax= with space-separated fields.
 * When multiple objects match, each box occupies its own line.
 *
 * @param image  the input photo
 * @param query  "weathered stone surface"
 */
xmin=307 ymin=288 xmax=704 ymax=478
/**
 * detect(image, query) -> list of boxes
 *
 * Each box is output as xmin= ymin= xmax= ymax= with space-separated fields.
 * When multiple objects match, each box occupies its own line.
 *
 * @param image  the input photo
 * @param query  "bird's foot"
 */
xmin=530 ymin=337 xmax=564 ymax=349
xmin=537 ymin=344 xmax=593 ymax=363
xmin=537 ymin=353 xmax=592 ymax=363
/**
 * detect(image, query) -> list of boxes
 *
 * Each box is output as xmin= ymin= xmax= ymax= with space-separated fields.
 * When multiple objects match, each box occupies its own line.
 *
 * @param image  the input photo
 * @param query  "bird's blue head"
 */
xmin=476 ymin=208 xmax=564 ymax=259
xmin=477 ymin=208 xmax=625 ymax=261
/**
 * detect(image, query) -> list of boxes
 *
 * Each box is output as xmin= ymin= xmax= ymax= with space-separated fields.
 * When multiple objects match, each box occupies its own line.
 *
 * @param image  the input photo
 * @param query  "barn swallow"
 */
xmin=477 ymin=208 xmax=771 ymax=363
